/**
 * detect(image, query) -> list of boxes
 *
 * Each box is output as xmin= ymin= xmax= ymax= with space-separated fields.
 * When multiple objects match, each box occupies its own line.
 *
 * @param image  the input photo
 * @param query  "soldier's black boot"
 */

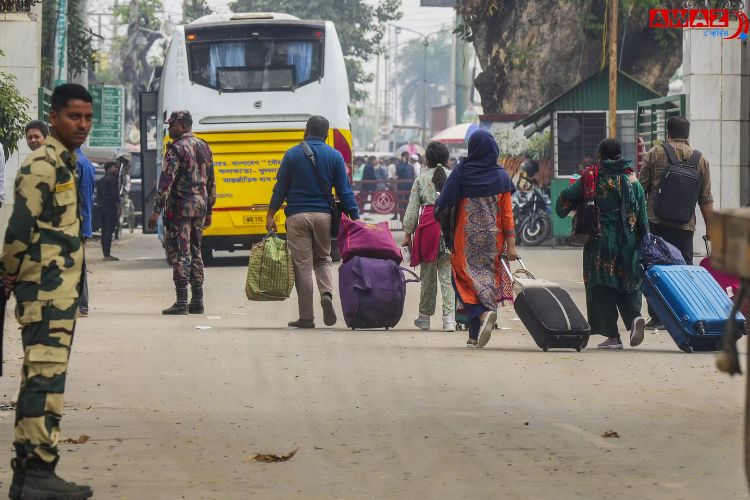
xmin=9 ymin=457 xmax=24 ymax=500
xmin=162 ymin=286 xmax=189 ymax=315
xmin=13 ymin=457 xmax=92 ymax=500
xmin=189 ymin=284 xmax=204 ymax=314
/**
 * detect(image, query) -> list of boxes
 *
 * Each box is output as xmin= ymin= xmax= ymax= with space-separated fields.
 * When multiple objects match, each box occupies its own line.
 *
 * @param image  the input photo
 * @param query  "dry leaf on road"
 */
xmin=61 ymin=435 xmax=90 ymax=444
xmin=245 ymin=447 xmax=299 ymax=463
xmin=602 ymin=431 xmax=620 ymax=438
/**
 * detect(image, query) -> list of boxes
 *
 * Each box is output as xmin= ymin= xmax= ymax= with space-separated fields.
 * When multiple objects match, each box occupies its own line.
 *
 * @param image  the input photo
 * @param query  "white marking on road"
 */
xmin=554 ymin=423 xmax=622 ymax=449
xmin=207 ymin=316 xmax=222 ymax=319
xmin=195 ymin=326 xmax=212 ymax=330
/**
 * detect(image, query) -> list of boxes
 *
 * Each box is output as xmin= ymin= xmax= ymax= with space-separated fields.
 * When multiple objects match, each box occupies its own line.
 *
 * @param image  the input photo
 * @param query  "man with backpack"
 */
xmin=639 ymin=116 xmax=714 ymax=328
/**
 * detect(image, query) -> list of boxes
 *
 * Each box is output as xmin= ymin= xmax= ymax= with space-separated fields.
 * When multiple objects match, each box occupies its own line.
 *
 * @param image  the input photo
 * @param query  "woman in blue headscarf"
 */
xmin=435 ymin=130 xmax=517 ymax=348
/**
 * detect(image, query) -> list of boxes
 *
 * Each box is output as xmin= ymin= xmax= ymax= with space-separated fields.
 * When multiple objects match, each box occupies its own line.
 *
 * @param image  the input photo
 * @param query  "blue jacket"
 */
xmin=76 ymin=148 xmax=96 ymax=238
xmin=270 ymin=137 xmax=360 ymax=219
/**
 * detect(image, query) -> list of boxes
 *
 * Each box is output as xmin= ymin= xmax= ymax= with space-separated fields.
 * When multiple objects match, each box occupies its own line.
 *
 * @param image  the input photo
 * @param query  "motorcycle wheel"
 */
xmin=519 ymin=213 xmax=551 ymax=246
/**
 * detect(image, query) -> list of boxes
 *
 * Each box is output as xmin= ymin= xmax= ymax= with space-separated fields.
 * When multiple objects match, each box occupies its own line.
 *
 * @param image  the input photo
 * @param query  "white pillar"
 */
xmin=0 ymin=4 xmax=43 ymax=233
xmin=683 ymin=15 xmax=749 ymax=253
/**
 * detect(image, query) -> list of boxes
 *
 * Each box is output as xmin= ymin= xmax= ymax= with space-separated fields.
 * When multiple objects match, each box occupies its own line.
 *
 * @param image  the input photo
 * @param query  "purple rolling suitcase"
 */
xmin=339 ymin=256 xmax=419 ymax=330
xmin=643 ymin=265 xmax=747 ymax=352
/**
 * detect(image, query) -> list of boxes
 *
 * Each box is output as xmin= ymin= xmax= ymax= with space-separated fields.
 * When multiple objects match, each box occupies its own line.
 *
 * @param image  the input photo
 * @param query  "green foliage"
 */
xmin=182 ymin=0 xmax=211 ymax=23
xmin=114 ymin=0 xmax=163 ymax=32
xmin=526 ymin=130 xmax=551 ymax=160
xmin=507 ymin=43 xmax=538 ymax=67
xmin=41 ymin=0 xmax=96 ymax=86
xmin=395 ymin=33 xmax=451 ymax=124
xmin=230 ymin=0 xmax=402 ymax=102
xmin=0 ymin=51 xmax=32 ymax=159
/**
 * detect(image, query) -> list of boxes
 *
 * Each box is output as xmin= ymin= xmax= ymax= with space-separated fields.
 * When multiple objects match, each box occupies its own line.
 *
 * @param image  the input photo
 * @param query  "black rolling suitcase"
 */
xmin=503 ymin=260 xmax=591 ymax=352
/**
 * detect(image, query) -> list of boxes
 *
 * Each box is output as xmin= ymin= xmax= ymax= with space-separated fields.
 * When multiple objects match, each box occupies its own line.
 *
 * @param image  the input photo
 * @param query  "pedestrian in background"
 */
xmin=24 ymin=120 xmax=48 ymax=152
xmin=76 ymin=147 xmax=96 ymax=316
xmin=639 ymin=116 xmax=713 ymax=329
xmin=557 ymin=138 xmax=649 ymax=349
xmin=435 ymin=130 xmax=517 ymax=348
xmin=403 ymin=141 xmax=455 ymax=332
xmin=148 ymin=110 xmax=216 ymax=315
xmin=410 ymin=153 xmax=422 ymax=177
xmin=1 ymin=83 xmax=94 ymax=499
xmin=361 ymin=155 xmax=377 ymax=194
xmin=96 ymin=161 xmax=120 ymax=261
xmin=266 ymin=115 xmax=360 ymax=328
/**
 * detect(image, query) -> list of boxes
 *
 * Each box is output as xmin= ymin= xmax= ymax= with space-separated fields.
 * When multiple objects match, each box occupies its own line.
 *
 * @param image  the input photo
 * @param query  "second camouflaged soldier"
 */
xmin=148 ymin=110 xmax=216 ymax=315
xmin=0 ymin=84 xmax=94 ymax=499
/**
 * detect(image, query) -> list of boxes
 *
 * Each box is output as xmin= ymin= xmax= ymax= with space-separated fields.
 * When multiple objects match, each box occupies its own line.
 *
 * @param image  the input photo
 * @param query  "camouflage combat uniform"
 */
xmin=154 ymin=132 xmax=216 ymax=286
xmin=0 ymin=136 xmax=84 ymax=464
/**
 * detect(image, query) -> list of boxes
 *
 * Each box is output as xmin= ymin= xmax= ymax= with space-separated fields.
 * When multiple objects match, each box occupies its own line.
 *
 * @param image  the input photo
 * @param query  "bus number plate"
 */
xmin=243 ymin=215 xmax=264 ymax=225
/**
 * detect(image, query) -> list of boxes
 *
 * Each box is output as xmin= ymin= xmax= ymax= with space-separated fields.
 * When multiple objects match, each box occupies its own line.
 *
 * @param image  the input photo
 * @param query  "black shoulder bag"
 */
xmin=300 ymin=141 xmax=344 ymax=238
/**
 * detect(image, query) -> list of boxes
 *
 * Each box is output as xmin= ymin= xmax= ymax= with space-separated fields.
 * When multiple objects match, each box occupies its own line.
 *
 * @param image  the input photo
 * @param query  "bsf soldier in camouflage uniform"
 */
xmin=148 ymin=111 xmax=216 ymax=315
xmin=0 ymin=84 xmax=94 ymax=499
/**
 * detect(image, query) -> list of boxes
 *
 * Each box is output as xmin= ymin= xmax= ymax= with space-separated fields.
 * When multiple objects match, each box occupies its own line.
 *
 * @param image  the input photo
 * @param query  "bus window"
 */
xmin=188 ymin=38 xmax=322 ymax=91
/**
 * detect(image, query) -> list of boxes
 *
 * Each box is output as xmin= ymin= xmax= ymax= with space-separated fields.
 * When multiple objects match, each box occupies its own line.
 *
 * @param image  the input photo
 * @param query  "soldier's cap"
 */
xmin=166 ymin=110 xmax=192 ymax=125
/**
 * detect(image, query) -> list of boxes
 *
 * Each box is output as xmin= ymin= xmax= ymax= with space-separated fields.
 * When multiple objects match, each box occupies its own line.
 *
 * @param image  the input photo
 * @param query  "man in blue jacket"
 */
xmin=76 ymin=148 xmax=96 ymax=317
xmin=266 ymin=116 xmax=359 ymax=328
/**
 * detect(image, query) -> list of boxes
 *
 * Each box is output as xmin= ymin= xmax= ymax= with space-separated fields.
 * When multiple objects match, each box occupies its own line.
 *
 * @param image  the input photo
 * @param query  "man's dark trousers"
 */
xmin=647 ymin=222 xmax=695 ymax=321
xmin=101 ymin=207 xmax=118 ymax=257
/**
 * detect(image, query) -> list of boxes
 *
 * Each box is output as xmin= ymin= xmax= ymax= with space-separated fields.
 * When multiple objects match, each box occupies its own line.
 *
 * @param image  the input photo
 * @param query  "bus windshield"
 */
xmin=188 ymin=38 xmax=322 ymax=92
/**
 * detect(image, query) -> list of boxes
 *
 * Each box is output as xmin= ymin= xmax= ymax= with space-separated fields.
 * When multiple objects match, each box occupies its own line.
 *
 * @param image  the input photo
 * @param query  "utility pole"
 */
xmin=421 ymin=38 xmax=428 ymax=144
xmin=374 ymin=52 xmax=381 ymax=149
xmin=608 ymin=0 xmax=619 ymax=137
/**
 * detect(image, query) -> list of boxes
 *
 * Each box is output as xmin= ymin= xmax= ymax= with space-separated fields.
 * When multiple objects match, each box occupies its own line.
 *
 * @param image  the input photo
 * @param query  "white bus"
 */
xmin=157 ymin=12 xmax=352 ymax=260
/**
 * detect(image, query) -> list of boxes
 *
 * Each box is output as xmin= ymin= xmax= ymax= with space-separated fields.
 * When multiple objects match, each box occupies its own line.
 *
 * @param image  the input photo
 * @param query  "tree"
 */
xmin=230 ymin=0 xmax=402 ymax=103
xmin=456 ymin=0 xmax=683 ymax=114
xmin=394 ymin=33 xmax=451 ymax=126
xmin=182 ymin=0 xmax=211 ymax=23
xmin=41 ymin=0 xmax=96 ymax=87
xmin=114 ymin=0 xmax=164 ymax=123
xmin=0 ymin=50 xmax=32 ymax=159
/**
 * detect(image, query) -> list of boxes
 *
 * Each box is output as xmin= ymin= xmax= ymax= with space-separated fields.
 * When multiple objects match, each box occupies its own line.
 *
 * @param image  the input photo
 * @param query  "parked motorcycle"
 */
xmin=512 ymin=186 xmax=552 ymax=246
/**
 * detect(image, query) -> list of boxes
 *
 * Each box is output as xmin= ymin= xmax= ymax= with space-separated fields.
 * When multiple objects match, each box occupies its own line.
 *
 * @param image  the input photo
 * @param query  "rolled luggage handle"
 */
xmin=400 ymin=266 xmax=420 ymax=284
xmin=501 ymin=257 xmax=535 ymax=284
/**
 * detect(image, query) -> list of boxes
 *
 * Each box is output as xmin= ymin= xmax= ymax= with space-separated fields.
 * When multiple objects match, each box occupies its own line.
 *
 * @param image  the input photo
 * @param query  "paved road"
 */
xmin=0 ymin=233 xmax=745 ymax=499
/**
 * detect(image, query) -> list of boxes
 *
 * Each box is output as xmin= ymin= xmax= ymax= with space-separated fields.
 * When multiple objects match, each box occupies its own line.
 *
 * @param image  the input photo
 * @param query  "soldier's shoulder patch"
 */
xmin=55 ymin=179 xmax=75 ymax=193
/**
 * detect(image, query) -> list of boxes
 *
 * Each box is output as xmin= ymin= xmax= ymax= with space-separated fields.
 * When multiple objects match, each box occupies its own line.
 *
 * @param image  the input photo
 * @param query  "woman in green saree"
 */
xmin=557 ymin=138 xmax=649 ymax=349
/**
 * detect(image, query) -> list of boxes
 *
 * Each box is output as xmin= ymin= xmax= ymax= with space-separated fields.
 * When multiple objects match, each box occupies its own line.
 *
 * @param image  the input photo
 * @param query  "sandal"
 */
xmin=466 ymin=339 xmax=481 ymax=348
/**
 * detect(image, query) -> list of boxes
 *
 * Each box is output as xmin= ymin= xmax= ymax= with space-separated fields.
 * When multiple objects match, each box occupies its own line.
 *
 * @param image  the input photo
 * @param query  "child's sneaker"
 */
xmin=442 ymin=315 xmax=456 ymax=332
xmin=414 ymin=314 xmax=431 ymax=331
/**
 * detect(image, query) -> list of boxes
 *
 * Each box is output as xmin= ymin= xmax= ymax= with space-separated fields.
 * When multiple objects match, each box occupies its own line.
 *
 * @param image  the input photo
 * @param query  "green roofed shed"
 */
xmin=515 ymin=67 xmax=662 ymax=178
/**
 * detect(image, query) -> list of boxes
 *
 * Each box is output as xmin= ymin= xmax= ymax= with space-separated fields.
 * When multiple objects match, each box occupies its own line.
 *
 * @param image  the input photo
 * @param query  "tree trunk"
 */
xmin=462 ymin=0 xmax=682 ymax=114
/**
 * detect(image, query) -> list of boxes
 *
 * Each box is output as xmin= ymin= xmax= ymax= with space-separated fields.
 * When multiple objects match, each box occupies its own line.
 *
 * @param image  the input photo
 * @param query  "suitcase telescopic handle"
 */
xmin=703 ymin=235 xmax=710 ymax=257
xmin=501 ymin=257 xmax=535 ymax=283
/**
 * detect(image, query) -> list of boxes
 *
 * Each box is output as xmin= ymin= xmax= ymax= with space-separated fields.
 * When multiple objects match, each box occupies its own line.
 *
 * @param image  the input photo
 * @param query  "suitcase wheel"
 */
xmin=542 ymin=346 xmax=549 ymax=352
xmin=680 ymin=344 xmax=694 ymax=353
xmin=575 ymin=346 xmax=582 ymax=352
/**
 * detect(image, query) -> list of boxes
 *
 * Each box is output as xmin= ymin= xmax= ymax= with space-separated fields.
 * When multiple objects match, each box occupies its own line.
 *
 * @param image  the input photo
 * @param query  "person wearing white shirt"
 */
xmin=410 ymin=153 xmax=422 ymax=177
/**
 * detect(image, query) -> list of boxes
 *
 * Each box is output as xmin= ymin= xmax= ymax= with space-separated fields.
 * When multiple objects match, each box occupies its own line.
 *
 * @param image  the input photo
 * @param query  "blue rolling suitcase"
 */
xmin=643 ymin=265 xmax=747 ymax=353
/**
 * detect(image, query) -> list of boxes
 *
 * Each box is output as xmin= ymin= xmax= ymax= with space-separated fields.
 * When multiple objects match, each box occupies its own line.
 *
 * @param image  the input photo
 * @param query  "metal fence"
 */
xmin=637 ymin=94 xmax=687 ymax=149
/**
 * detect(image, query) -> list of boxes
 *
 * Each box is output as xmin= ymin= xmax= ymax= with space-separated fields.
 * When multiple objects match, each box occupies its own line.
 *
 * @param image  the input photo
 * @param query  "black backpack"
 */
xmin=653 ymin=143 xmax=702 ymax=225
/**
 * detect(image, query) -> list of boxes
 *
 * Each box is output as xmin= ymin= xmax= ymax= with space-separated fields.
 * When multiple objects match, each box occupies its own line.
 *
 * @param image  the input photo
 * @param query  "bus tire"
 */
xmin=202 ymin=242 xmax=214 ymax=266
